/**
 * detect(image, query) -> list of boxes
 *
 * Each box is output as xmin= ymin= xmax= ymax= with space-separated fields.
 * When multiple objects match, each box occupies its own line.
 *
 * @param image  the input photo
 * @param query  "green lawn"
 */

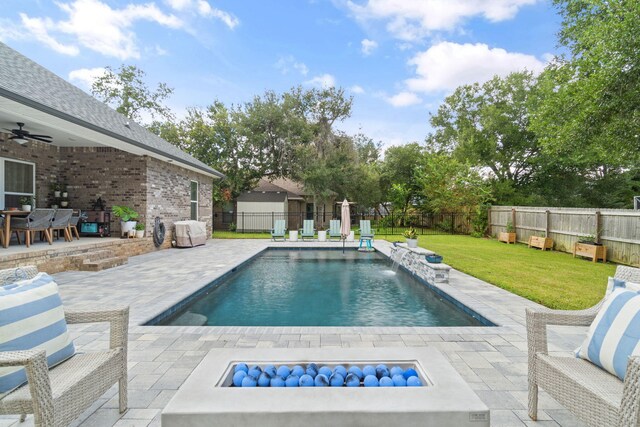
xmin=212 ymin=231 xmax=616 ymax=310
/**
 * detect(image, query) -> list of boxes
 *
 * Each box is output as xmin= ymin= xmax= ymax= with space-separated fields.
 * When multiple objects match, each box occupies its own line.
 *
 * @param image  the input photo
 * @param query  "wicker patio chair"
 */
xmin=0 ymin=266 xmax=129 ymax=427
xmin=49 ymin=209 xmax=73 ymax=241
xmin=11 ymin=209 xmax=55 ymax=248
xmin=527 ymin=265 xmax=640 ymax=427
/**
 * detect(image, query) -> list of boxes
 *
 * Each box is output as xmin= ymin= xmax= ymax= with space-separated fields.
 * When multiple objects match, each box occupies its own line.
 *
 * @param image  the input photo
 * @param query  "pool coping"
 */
xmin=144 ymin=244 xmax=497 ymax=328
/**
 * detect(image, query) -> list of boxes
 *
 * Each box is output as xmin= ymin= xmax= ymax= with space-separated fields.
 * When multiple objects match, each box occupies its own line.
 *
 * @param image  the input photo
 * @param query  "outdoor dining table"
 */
xmin=0 ymin=210 xmax=30 ymax=248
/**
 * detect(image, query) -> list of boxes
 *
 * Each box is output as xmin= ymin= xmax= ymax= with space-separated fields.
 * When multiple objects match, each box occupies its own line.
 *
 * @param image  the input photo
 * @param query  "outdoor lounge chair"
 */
xmin=0 ymin=266 xmax=129 ymax=427
xmin=68 ymin=210 xmax=81 ymax=240
xmin=527 ymin=265 xmax=640 ymax=427
xmin=271 ymin=220 xmax=287 ymax=241
xmin=327 ymin=219 xmax=341 ymax=241
xmin=11 ymin=209 xmax=55 ymax=248
xmin=359 ymin=220 xmax=375 ymax=241
xmin=299 ymin=220 xmax=315 ymax=241
xmin=49 ymin=209 xmax=73 ymax=242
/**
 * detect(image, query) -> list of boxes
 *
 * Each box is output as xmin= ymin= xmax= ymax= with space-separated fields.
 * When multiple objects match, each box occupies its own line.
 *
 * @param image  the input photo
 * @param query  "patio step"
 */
xmin=80 ymin=255 xmax=128 ymax=272
xmin=70 ymin=249 xmax=129 ymax=271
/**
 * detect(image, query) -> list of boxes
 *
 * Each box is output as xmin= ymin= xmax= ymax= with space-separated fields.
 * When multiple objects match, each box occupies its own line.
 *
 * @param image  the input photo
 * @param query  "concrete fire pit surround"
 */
xmin=162 ymin=347 xmax=490 ymax=427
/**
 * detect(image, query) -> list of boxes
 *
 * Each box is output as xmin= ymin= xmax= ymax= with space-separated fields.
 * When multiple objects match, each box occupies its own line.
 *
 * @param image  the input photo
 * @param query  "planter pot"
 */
xmin=135 ymin=230 xmax=144 ymax=238
xmin=318 ymin=230 xmax=327 ymax=242
xmin=425 ymin=254 xmax=443 ymax=263
xmin=120 ymin=221 xmax=137 ymax=237
xmin=289 ymin=230 xmax=298 ymax=242
xmin=62 ymin=192 xmax=68 ymax=198
xmin=21 ymin=205 xmax=31 ymax=212
xmin=51 ymin=204 xmax=58 ymax=209
xmin=498 ymin=232 xmax=516 ymax=244
xmin=406 ymin=238 xmax=418 ymax=248
xmin=54 ymin=191 xmax=61 ymax=198
xmin=60 ymin=201 xmax=68 ymax=207
xmin=347 ymin=231 xmax=355 ymax=242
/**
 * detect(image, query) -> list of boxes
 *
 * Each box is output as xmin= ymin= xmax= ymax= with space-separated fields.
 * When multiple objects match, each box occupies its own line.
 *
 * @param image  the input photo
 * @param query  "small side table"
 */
xmin=359 ymin=237 xmax=373 ymax=250
xmin=289 ymin=230 xmax=298 ymax=242
xmin=318 ymin=230 xmax=327 ymax=242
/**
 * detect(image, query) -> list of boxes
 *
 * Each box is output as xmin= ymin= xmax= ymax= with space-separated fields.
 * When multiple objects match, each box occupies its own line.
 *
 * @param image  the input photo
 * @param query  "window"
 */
xmin=0 ymin=158 xmax=35 ymax=209
xmin=190 ymin=180 xmax=198 ymax=220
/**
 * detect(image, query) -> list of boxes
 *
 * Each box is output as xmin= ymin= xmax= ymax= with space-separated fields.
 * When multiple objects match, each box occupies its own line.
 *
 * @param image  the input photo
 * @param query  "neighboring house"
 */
xmin=215 ymin=178 xmax=336 ymax=232
xmin=0 ymin=42 xmax=223 ymax=246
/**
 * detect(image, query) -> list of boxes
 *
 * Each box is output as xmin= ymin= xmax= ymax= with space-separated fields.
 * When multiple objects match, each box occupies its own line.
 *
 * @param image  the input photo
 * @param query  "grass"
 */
xmin=421 ymin=235 xmax=615 ymax=310
xmin=212 ymin=230 xmax=616 ymax=310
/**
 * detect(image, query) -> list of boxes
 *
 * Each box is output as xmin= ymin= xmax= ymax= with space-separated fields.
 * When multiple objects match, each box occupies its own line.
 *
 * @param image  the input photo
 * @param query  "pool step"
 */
xmin=70 ymin=249 xmax=129 ymax=272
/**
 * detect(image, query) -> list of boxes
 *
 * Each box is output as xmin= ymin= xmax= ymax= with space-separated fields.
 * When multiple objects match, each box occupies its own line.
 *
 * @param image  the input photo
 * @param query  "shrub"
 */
xmin=403 ymin=227 xmax=418 ymax=239
xmin=112 ymin=205 xmax=139 ymax=222
xmin=228 ymin=222 xmax=237 ymax=232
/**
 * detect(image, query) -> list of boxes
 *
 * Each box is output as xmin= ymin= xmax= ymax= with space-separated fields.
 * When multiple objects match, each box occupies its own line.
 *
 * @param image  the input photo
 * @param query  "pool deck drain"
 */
xmin=0 ymin=239 xmax=587 ymax=427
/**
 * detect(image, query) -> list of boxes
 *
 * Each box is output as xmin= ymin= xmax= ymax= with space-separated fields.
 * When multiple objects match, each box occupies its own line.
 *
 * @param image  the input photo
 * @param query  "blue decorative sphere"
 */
xmin=330 ymin=373 xmax=344 ymax=387
xmin=247 ymin=368 xmax=262 ymax=380
xmin=285 ymin=375 xmax=300 ymax=387
xmin=375 ymin=364 xmax=390 ymax=379
xmin=333 ymin=365 xmax=347 ymax=378
xmin=363 ymin=375 xmax=379 ymax=387
xmin=348 ymin=366 xmax=364 ymax=379
xmin=232 ymin=371 xmax=247 ymax=387
xmin=258 ymin=372 xmax=272 ymax=387
xmin=291 ymin=365 xmax=305 ymax=377
xmin=270 ymin=377 xmax=285 ymax=387
xmin=314 ymin=374 xmax=329 ymax=387
xmin=406 ymin=376 xmax=422 ymax=387
xmin=390 ymin=366 xmax=404 ymax=378
xmin=318 ymin=366 xmax=332 ymax=378
xmin=363 ymin=365 xmax=376 ymax=377
xmin=234 ymin=363 xmax=248 ymax=374
xmin=345 ymin=373 xmax=360 ymax=387
xmin=241 ymin=376 xmax=257 ymax=387
xmin=306 ymin=364 xmax=318 ymax=378
xmin=277 ymin=366 xmax=291 ymax=380
xmin=403 ymin=368 xmax=418 ymax=379
xmin=392 ymin=374 xmax=407 ymax=387
xmin=263 ymin=364 xmax=277 ymax=378
xmin=379 ymin=377 xmax=394 ymax=387
xmin=249 ymin=365 xmax=262 ymax=373
xmin=299 ymin=374 xmax=315 ymax=387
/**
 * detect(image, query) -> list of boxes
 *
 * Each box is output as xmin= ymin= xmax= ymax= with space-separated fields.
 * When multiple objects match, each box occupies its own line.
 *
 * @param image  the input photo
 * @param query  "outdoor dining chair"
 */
xmin=68 ymin=209 xmax=81 ymax=240
xmin=49 ymin=209 xmax=73 ymax=242
xmin=11 ymin=209 xmax=55 ymax=248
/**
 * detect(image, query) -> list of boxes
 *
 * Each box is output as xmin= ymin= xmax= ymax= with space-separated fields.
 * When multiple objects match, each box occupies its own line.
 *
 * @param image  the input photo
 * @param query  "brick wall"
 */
xmin=146 ymin=157 xmax=213 ymax=247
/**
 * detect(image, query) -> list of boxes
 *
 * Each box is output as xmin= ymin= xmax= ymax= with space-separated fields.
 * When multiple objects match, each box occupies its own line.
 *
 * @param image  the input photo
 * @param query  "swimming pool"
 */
xmin=151 ymin=249 xmax=488 ymax=327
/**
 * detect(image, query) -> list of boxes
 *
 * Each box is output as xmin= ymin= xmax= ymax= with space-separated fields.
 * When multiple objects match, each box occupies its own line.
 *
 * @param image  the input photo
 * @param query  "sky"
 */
xmin=0 ymin=0 xmax=562 ymax=150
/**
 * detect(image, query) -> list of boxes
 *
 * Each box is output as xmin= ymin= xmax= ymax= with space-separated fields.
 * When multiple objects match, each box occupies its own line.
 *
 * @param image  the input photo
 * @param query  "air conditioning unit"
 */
xmin=635 ymin=196 xmax=640 ymax=210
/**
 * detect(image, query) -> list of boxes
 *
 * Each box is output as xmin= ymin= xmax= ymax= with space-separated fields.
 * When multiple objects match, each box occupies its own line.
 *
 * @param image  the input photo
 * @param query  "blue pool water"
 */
xmin=159 ymin=250 xmax=484 ymax=327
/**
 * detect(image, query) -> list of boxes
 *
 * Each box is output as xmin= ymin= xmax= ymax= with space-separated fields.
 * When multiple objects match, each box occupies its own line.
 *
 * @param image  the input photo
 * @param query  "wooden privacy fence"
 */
xmin=489 ymin=206 xmax=640 ymax=267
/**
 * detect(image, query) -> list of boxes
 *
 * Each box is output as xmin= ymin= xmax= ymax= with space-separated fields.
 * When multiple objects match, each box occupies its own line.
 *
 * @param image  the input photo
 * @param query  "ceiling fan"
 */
xmin=3 ymin=122 xmax=53 ymax=145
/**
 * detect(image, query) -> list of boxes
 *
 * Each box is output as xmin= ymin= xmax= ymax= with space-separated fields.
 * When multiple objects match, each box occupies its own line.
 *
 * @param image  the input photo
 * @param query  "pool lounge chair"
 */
xmin=327 ymin=219 xmax=341 ymax=241
xmin=359 ymin=220 xmax=375 ymax=241
xmin=299 ymin=220 xmax=315 ymax=241
xmin=271 ymin=220 xmax=287 ymax=241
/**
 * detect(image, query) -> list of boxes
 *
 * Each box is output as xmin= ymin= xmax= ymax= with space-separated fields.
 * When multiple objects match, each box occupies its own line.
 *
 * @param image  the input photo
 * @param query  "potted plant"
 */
xmin=50 ymin=182 xmax=61 ymax=198
xmin=61 ymin=185 xmax=68 ymax=199
xmin=112 ymin=205 xmax=139 ymax=237
xmin=578 ymin=234 xmax=601 ymax=245
xmin=60 ymin=198 xmax=69 ymax=207
xmin=19 ymin=196 xmax=34 ymax=212
xmin=134 ymin=223 xmax=145 ymax=238
xmin=403 ymin=227 xmax=418 ymax=248
xmin=574 ymin=233 xmax=606 ymax=262
xmin=498 ymin=220 xmax=516 ymax=244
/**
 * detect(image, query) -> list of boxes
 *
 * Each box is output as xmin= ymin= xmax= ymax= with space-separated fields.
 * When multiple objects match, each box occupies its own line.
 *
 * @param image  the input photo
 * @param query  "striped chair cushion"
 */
xmin=577 ymin=288 xmax=640 ymax=380
xmin=0 ymin=273 xmax=75 ymax=393
xmin=605 ymin=276 xmax=640 ymax=296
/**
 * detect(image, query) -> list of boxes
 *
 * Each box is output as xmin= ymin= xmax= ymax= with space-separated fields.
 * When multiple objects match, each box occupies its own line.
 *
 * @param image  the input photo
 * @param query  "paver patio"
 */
xmin=1 ymin=239 xmax=588 ymax=427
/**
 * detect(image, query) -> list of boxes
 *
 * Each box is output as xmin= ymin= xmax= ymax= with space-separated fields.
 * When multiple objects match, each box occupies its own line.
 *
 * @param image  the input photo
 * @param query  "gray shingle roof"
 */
xmin=0 ymin=42 xmax=223 ymax=178
xmin=237 ymin=192 xmax=287 ymax=203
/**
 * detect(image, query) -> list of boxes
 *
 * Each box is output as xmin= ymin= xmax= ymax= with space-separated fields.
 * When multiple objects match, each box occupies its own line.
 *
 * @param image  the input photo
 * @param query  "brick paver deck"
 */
xmin=1 ymin=239 xmax=587 ymax=427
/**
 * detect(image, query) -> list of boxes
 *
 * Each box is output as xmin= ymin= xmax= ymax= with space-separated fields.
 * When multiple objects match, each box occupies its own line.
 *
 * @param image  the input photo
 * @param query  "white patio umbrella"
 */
xmin=340 ymin=199 xmax=351 ymax=253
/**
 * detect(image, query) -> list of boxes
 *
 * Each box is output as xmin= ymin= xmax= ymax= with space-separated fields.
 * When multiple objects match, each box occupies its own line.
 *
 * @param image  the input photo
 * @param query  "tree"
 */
xmin=428 ymin=72 xmax=540 ymax=204
xmin=91 ymin=65 xmax=174 ymax=124
xmin=381 ymin=143 xmax=424 ymax=215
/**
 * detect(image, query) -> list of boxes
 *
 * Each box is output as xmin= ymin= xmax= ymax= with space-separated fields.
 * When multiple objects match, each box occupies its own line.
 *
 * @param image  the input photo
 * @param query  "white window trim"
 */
xmin=0 ymin=158 xmax=36 ymax=210
xmin=190 ymin=180 xmax=198 ymax=221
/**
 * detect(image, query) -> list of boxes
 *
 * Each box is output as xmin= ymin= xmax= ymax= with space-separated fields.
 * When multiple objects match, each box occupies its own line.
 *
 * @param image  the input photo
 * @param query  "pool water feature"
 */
xmin=156 ymin=250 xmax=487 ymax=327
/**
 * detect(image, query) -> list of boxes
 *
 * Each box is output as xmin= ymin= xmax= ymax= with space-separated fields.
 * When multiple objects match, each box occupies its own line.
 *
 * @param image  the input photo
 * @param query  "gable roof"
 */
xmin=0 ymin=42 xmax=223 ymax=178
xmin=237 ymin=191 xmax=287 ymax=203
xmin=252 ymin=178 xmax=309 ymax=200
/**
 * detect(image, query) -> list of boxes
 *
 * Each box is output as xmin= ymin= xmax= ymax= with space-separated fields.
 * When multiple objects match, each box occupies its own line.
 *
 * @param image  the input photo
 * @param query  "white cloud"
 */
xmin=347 ymin=0 xmax=538 ymax=41
xmin=350 ymin=85 xmax=365 ymax=94
xmin=275 ymin=55 xmax=309 ymax=76
xmin=361 ymin=38 xmax=378 ymax=55
xmin=406 ymin=41 xmax=546 ymax=93
xmin=68 ymin=67 xmax=107 ymax=90
xmin=165 ymin=0 xmax=239 ymax=28
xmin=386 ymin=91 xmax=422 ymax=107
xmin=305 ymin=74 xmax=337 ymax=88
xmin=19 ymin=14 xmax=79 ymax=56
